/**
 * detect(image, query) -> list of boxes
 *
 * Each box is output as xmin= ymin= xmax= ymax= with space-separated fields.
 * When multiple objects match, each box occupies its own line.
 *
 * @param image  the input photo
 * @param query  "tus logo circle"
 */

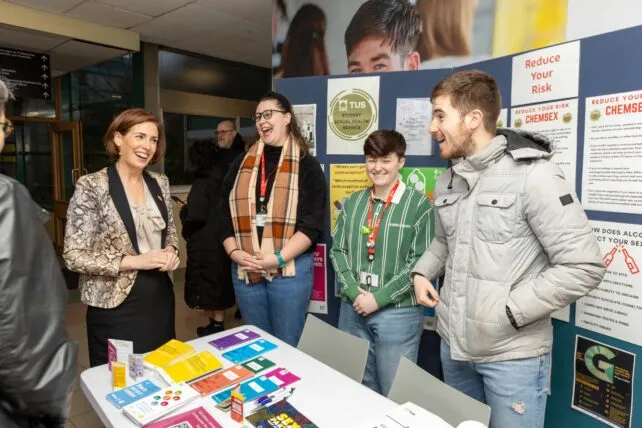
xmin=328 ymin=89 xmax=378 ymax=141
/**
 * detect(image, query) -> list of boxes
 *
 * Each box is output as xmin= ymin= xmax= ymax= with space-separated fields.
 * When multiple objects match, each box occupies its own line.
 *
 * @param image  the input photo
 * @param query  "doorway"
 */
xmin=0 ymin=118 xmax=84 ymax=253
xmin=51 ymin=121 xmax=84 ymax=254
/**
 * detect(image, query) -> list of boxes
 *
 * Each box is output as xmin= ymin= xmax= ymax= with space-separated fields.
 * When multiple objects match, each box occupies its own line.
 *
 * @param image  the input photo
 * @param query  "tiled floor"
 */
xmin=64 ymin=269 xmax=243 ymax=428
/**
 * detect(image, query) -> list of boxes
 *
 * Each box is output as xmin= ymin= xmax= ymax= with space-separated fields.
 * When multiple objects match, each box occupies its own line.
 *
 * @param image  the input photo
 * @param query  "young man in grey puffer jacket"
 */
xmin=413 ymin=70 xmax=605 ymax=428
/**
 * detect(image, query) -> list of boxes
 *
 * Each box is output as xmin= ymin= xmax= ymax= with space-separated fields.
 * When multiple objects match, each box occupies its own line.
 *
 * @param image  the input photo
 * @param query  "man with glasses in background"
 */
xmin=215 ymin=121 xmax=246 ymax=321
xmin=185 ymin=120 xmax=246 ymax=335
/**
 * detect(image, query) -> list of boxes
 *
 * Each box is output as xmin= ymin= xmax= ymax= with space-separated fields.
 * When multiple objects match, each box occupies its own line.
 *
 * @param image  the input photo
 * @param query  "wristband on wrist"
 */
xmin=229 ymin=248 xmax=239 ymax=258
xmin=275 ymin=249 xmax=287 ymax=268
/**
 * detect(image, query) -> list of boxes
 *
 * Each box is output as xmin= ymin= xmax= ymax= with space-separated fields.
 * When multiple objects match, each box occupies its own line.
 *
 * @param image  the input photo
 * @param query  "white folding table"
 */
xmin=81 ymin=325 xmax=419 ymax=427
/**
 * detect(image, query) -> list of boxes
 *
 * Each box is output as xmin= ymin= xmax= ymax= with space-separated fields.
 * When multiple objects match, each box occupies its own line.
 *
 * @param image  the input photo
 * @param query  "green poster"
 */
xmin=400 ymin=167 xmax=446 ymax=202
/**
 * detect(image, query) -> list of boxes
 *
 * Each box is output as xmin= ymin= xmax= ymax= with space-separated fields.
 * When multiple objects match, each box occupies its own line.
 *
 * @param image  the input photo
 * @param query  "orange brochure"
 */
xmin=190 ymin=364 xmax=254 ymax=396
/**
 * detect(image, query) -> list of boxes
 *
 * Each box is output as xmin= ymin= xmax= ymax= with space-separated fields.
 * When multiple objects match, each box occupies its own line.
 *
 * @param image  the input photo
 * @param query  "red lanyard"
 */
xmin=366 ymin=181 xmax=399 ymax=261
xmin=260 ymin=149 xmax=268 ymax=202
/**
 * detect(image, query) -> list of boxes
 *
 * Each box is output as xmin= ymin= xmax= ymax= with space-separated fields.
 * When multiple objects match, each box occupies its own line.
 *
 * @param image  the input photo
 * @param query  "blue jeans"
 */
xmin=231 ymin=252 xmax=313 ymax=347
xmin=441 ymin=341 xmax=550 ymax=428
xmin=338 ymin=301 xmax=423 ymax=396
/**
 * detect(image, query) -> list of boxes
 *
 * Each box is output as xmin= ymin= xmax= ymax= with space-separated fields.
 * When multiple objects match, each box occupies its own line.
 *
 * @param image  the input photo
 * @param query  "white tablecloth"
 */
xmin=80 ymin=325 xmax=403 ymax=427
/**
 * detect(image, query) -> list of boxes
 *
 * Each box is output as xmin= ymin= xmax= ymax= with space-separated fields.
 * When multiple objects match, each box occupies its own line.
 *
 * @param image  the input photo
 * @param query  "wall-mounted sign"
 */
xmin=0 ymin=47 xmax=51 ymax=100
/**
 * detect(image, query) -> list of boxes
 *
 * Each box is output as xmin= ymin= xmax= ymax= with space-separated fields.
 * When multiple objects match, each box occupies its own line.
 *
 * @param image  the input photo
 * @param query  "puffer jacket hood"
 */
xmin=498 ymin=128 xmax=555 ymax=160
xmin=447 ymin=129 xmax=555 ymax=192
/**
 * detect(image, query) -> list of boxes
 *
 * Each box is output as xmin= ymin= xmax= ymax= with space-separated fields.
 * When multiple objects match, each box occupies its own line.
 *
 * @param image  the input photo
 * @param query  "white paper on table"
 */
xmin=357 ymin=401 xmax=454 ymax=428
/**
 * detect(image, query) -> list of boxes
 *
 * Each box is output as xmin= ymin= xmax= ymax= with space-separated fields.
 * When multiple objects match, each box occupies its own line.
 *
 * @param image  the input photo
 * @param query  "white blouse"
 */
xmin=127 ymin=182 xmax=165 ymax=254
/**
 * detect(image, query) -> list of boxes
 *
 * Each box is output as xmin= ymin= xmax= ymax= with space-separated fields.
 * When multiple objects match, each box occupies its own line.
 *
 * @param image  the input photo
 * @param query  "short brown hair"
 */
xmin=104 ymin=108 xmax=166 ymax=164
xmin=345 ymin=0 xmax=421 ymax=58
xmin=431 ymin=70 xmax=501 ymax=133
xmin=364 ymin=129 xmax=406 ymax=158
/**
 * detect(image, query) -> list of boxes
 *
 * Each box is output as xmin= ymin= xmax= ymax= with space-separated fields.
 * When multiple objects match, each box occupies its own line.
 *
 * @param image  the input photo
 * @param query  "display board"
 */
xmin=277 ymin=24 xmax=642 ymax=428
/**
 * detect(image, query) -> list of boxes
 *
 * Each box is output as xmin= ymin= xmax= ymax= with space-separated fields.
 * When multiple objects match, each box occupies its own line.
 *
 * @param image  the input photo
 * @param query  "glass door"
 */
xmin=51 ymin=121 xmax=83 ymax=254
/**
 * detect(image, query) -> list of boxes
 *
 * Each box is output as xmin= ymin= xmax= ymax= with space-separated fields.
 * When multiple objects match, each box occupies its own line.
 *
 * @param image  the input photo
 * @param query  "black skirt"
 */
xmin=86 ymin=269 xmax=175 ymax=367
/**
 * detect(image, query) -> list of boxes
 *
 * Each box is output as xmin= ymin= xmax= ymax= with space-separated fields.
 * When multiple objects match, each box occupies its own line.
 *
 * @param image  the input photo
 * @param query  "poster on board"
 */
xmin=572 ymin=335 xmax=634 ymax=428
xmin=309 ymin=244 xmax=328 ymax=314
xmin=581 ymin=91 xmax=642 ymax=214
xmin=511 ymin=41 xmax=580 ymax=106
xmin=329 ymin=164 xmax=371 ymax=231
xmin=395 ymin=98 xmax=432 ymax=156
xmin=293 ymin=104 xmax=317 ymax=155
xmin=511 ymin=98 xmax=579 ymax=189
xmin=400 ymin=167 xmax=445 ymax=203
xmin=399 ymin=167 xmax=444 ymax=329
xmin=327 ymin=76 xmax=380 ymax=155
xmin=576 ymin=221 xmax=642 ymax=346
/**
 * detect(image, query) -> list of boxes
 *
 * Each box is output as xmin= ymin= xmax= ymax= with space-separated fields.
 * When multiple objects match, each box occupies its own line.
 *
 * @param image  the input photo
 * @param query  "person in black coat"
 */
xmin=183 ymin=121 xmax=245 ymax=337
xmin=0 ymin=77 xmax=77 ymax=427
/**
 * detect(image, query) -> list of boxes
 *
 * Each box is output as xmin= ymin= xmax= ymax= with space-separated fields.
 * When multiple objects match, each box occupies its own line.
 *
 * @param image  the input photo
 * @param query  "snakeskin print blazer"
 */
xmin=63 ymin=166 xmax=179 ymax=309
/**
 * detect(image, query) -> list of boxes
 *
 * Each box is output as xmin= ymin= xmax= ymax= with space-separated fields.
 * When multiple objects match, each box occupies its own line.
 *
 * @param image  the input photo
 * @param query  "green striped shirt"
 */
xmin=330 ymin=181 xmax=435 ymax=309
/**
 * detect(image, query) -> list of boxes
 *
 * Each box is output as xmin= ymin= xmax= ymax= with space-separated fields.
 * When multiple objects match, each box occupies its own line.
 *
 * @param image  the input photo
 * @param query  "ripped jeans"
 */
xmin=440 ymin=341 xmax=550 ymax=428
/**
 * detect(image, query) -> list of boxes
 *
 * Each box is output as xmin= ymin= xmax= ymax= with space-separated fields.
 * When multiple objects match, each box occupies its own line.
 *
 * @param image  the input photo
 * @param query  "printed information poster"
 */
xmin=400 ymin=167 xmax=444 ymax=329
xmin=511 ymin=41 xmax=580 ymax=106
xmin=581 ymin=91 xmax=642 ymax=214
xmin=400 ymin=167 xmax=445 ymax=203
xmin=511 ymin=99 xmax=579 ymax=189
xmin=572 ymin=335 xmax=634 ymax=428
xmin=329 ymin=164 xmax=371 ymax=231
xmin=292 ymin=104 xmax=317 ymax=156
xmin=309 ymin=244 xmax=328 ymax=314
xmin=576 ymin=221 xmax=642 ymax=346
xmin=395 ymin=98 xmax=432 ymax=156
xmin=327 ymin=76 xmax=380 ymax=155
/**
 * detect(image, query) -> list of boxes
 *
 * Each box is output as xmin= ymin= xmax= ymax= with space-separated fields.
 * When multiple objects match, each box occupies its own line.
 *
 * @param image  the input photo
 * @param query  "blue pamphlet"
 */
xmin=212 ymin=375 xmax=280 ymax=403
xmin=221 ymin=339 xmax=278 ymax=364
xmin=105 ymin=379 xmax=161 ymax=409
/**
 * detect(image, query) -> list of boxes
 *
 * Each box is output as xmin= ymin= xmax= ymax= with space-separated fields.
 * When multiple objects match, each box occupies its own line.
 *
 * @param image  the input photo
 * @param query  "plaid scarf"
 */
xmin=229 ymin=138 xmax=300 ymax=283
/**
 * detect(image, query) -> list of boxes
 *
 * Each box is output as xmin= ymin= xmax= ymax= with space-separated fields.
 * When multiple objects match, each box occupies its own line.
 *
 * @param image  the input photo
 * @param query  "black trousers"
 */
xmin=86 ymin=269 xmax=175 ymax=367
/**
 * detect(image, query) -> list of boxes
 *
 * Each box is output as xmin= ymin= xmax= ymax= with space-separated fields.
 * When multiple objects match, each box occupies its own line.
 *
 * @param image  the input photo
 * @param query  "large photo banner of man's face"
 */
xmin=272 ymin=0 xmax=569 ymax=78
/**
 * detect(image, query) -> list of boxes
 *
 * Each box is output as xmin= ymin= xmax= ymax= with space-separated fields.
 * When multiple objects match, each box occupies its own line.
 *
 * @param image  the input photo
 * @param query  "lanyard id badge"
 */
xmin=362 ymin=181 xmax=400 ymax=262
xmin=359 ymin=272 xmax=380 ymax=287
xmin=257 ymin=148 xmax=276 ymax=228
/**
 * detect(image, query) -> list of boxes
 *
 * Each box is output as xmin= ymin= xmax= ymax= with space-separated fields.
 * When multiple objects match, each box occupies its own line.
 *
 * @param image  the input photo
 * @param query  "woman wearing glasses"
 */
xmin=218 ymin=91 xmax=327 ymax=346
